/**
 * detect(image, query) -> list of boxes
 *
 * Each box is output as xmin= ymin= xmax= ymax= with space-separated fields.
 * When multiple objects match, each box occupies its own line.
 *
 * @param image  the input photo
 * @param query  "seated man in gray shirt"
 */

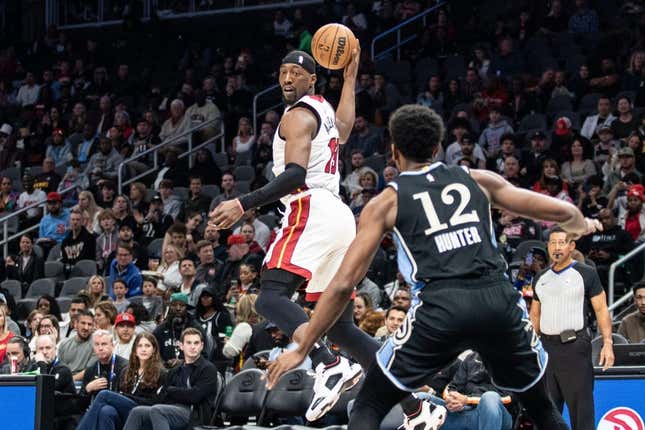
xmin=57 ymin=309 xmax=96 ymax=381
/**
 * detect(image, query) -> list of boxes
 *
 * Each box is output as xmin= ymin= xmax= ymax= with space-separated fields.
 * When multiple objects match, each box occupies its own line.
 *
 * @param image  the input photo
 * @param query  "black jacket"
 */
xmin=35 ymin=359 xmax=77 ymax=416
xmin=6 ymin=252 xmax=44 ymax=291
xmin=162 ymin=356 xmax=220 ymax=425
xmin=77 ymin=354 xmax=129 ymax=411
xmin=153 ymin=317 xmax=204 ymax=363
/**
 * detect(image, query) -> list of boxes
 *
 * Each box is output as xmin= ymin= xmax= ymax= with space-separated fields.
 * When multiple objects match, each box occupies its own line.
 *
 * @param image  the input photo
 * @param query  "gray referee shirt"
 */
xmin=532 ymin=261 xmax=603 ymax=335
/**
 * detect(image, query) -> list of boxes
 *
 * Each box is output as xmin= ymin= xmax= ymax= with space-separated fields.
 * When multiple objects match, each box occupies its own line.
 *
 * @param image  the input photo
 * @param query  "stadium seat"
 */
xmin=71 ymin=260 xmax=98 ymax=277
xmin=57 ymin=296 xmax=72 ymax=313
xmin=60 ymin=277 xmax=89 ymax=297
xmin=175 ymin=187 xmax=189 ymax=199
xmin=546 ymin=96 xmax=574 ymax=114
xmin=194 ymin=370 xmax=227 ymax=428
xmin=203 ymin=185 xmax=220 ymax=199
xmin=237 ymin=180 xmax=251 ymax=194
xmin=258 ymin=369 xmax=314 ymax=423
xmin=26 ymin=278 xmax=56 ymax=298
xmin=579 ymin=93 xmax=602 ymax=112
xmin=0 ymin=167 xmax=20 ymax=184
xmin=364 ymin=154 xmax=386 ymax=173
xmin=16 ymin=298 xmax=38 ymax=320
xmin=234 ymin=151 xmax=253 ymax=166
xmin=44 ymin=261 xmax=65 ymax=281
xmin=443 ymin=55 xmax=467 ymax=80
xmin=214 ymin=153 xmax=230 ymax=169
xmin=147 ymin=238 xmax=164 ymax=258
xmin=565 ymin=54 xmax=587 ymax=76
xmin=511 ymin=240 xmax=546 ymax=262
xmin=592 ymin=334 xmax=628 ymax=365
xmin=47 ymin=244 xmax=62 ymax=262
xmin=234 ymin=166 xmax=256 ymax=182
xmin=257 ymin=214 xmax=279 ymax=230
xmin=218 ymin=369 xmax=268 ymax=421
xmin=414 ymin=57 xmax=439 ymax=91
xmin=1 ymin=279 xmax=22 ymax=300
xmin=518 ymin=113 xmax=547 ymax=133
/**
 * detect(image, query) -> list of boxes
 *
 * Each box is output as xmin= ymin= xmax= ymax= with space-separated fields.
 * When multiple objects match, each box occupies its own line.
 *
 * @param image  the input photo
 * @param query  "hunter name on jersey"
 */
xmin=433 ymin=225 xmax=483 ymax=253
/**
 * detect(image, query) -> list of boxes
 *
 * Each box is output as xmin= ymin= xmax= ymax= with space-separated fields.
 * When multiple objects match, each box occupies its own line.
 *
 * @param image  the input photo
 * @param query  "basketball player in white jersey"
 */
xmin=210 ymin=45 xmax=397 ymax=420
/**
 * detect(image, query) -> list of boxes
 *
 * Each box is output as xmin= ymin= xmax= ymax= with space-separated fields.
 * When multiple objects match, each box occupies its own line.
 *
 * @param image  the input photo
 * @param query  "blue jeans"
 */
xmin=76 ymin=390 xmax=138 ymax=430
xmin=420 ymin=392 xmax=513 ymax=430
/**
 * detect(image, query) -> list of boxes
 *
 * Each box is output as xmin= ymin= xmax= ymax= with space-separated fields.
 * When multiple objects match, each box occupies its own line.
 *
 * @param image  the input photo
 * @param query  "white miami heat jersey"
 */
xmin=272 ymin=94 xmax=340 ymax=201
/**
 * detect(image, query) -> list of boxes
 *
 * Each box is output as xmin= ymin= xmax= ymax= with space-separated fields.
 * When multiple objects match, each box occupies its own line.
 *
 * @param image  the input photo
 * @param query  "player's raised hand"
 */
xmin=208 ymin=199 xmax=244 ymax=230
xmin=343 ymin=39 xmax=361 ymax=82
xmin=265 ymin=348 xmax=308 ymax=389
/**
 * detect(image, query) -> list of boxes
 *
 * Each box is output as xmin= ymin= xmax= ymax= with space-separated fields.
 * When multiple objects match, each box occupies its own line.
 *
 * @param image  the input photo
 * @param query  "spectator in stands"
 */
xmin=186 ymin=88 xmax=220 ymax=140
xmin=159 ymin=99 xmax=189 ymax=145
xmin=96 ymin=180 xmax=117 ymax=209
xmin=96 ymin=209 xmax=119 ymax=272
xmin=490 ymin=37 xmax=524 ymax=77
xmin=273 ymin=10 xmax=292 ymax=37
xmin=95 ymin=301 xmax=118 ymax=333
xmin=209 ymin=172 xmax=240 ymax=211
xmin=130 ymin=277 xmax=163 ymax=321
xmin=478 ymin=106 xmax=513 ymax=158
xmin=0 ymin=305 xmax=14 ymax=362
xmin=17 ymin=174 xmax=46 ymax=227
xmin=371 ymin=73 xmax=402 ymax=123
xmin=108 ymin=242 xmax=143 ymax=298
xmin=61 ymin=296 xmax=88 ymax=339
xmin=179 ymin=176 xmax=210 ymax=222
xmin=353 ymin=292 xmax=373 ymax=326
xmin=604 ymin=147 xmax=642 ymax=194
xmin=38 ymin=191 xmax=70 ymax=247
xmin=617 ymin=184 xmax=645 ymax=242
xmin=618 ymin=282 xmax=645 ymax=343
xmin=154 ymin=293 xmax=201 ymax=366
xmin=86 ymin=275 xmax=109 ymax=308
xmin=611 ymin=96 xmax=639 ymax=139
xmin=417 ymin=75 xmax=444 ymax=114
xmin=34 ymin=157 xmax=61 ymax=193
xmin=5 ymin=234 xmax=44 ymax=289
xmin=76 ymin=332 xmax=166 ymax=430
xmin=230 ymin=116 xmax=256 ymax=159
xmin=35 ymin=314 xmax=60 ymax=346
xmin=124 ymin=327 xmax=219 ymax=429
xmin=77 ymin=190 xmax=101 ymax=232
xmin=86 ymin=137 xmax=122 ymax=185
xmin=578 ymin=208 xmax=635 ymax=286
xmin=46 ymin=128 xmax=73 ymax=166
xmin=447 ymin=133 xmax=486 ymax=169
xmin=345 ymin=115 xmax=382 ymax=159
xmin=16 ymin=71 xmax=40 ymax=106
xmin=568 ymin=0 xmax=599 ymax=33
xmin=392 ymin=287 xmax=412 ymax=311
xmin=191 ymin=148 xmax=222 ymax=186
xmin=156 ymin=244 xmax=183 ymax=292
xmin=157 ymin=179 xmax=182 ymax=220
xmin=138 ymin=196 xmax=174 ymax=245
xmin=57 ymin=309 xmax=95 ymax=380
xmin=193 ymin=241 xmax=220 ymax=290
xmin=577 ymin=175 xmax=607 ymax=218
xmin=374 ymin=306 xmax=407 ymax=342
xmin=25 ymin=310 xmax=44 ymax=342
xmin=36 ymin=296 xmax=63 ymax=324
xmin=359 ymin=310 xmax=385 ymax=337
xmin=112 ymin=194 xmax=137 ymax=233
xmin=524 ymin=132 xmax=555 ymax=184
xmin=581 ymin=96 xmax=616 ymax=140
xmin=238 ymin=262 xmax=260 ymax=295
xmin=223 ymin=294 xmax=260 ymax=370
xmin=114 ymin=312 xmax=136 ymax=359
xmin=560 ymin=136 xmax=596 ymax=189
xmin=61 ymin=207 xmax=96 ymax=267
xmin=33 ymin=334 xmax=77 ymax=416
xmin=106 ymin=223 xmax=148 ymax=272
xmin=178 ymin=258 xmax=206 ymax=307
xmin=196 ymin=285 xmax=231 ymax=364
xmin=0 ymin=176 xmax=17 ymax=215
xmin=77 ymin=329 xmax=129 ymax=412
xmin=76 ymin=123 xmax=98 ymax=166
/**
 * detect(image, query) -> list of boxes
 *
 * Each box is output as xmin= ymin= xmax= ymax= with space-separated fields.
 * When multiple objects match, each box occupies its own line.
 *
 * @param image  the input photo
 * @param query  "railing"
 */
xmin=370 ymin=2 xmax=446 ymax=61
xmin=49 ymin=0 xmax=323 ymax=29
xmin=252 ymin=84 xmax=282 ymax=137
xmin=117 ymin=116 xmax=224 ymax=194
xmin=0 ymin=183 xmax=83 ymax=256
xmin=607 ymin=241 xmax=645 ymax=317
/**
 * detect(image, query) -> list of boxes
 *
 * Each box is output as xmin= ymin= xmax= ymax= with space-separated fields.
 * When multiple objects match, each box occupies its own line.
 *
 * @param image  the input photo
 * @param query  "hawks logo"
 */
xmin=597 ymin=407 xmax=644 ymax=430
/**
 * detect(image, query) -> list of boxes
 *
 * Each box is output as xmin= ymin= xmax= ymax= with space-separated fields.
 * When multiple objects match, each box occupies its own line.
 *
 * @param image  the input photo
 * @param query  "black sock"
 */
xmin=309 ymin=342 xmax=338 ymax=367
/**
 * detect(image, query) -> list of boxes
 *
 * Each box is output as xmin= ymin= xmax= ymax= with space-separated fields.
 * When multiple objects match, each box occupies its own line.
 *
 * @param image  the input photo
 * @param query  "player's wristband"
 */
xmin=238 ymin=163 xmax=306 ymax=211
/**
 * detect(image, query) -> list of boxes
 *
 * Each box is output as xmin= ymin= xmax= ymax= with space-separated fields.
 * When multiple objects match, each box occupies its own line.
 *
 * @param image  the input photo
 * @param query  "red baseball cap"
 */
xmin=554 ymin=117 xmax=571 ymax=136
xmin=227 ymin=234 xmax=246 ymax=246
xmin=52 ymin=128 xmax=64 ymax=136
xmin=627 ymin=184 xmax=645 ymax=202
xmin=115 ymin=312 xmax=136 ymax=326
xmin=46 ymin=192 xmax=62 ymax=202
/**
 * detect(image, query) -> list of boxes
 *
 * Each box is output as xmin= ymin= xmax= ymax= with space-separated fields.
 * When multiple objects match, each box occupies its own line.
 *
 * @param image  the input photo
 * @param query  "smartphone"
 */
xmin=525 ymin=252 xmax=533 ymax=266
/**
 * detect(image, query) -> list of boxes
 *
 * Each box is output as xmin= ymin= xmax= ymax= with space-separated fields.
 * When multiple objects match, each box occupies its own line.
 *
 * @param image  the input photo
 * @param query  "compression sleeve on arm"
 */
xmin=238 ymin=162 xmax=307 ymax=211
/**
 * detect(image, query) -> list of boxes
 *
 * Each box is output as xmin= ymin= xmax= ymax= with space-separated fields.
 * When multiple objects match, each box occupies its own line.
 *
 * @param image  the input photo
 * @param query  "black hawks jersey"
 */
xmin=388 ymin=163 xmax=506 ymax=286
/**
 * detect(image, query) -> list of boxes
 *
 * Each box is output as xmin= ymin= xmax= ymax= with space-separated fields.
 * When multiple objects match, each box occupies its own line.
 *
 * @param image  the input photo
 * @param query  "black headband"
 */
xmin=281 ymin=51 xmax=316 ymax=74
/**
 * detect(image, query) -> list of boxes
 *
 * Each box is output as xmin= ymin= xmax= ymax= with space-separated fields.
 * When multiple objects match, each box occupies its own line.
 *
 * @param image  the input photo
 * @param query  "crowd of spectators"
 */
xmin=0 ymin=0 xmax=644 ymax=429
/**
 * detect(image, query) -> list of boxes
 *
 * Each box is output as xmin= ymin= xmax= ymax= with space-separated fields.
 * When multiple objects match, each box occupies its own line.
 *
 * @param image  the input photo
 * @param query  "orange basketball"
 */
xmin=311 ymin=23 xmax=357 ymax=70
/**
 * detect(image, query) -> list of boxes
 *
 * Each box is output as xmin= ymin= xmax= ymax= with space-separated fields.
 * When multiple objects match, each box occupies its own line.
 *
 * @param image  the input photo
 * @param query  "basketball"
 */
xmin=311 ymin=23 xmax=357 ymax=70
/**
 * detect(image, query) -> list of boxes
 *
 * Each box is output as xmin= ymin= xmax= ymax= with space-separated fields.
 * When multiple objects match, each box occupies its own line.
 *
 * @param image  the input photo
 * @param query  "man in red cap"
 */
xmin=114 ymin=312 xmax=136 ymax=359
xmin=619 ymin=184 xmax=645 ymax=241
xmin=216 ymin=233 xmax=262 ymax=288
xmin=37 ymin=191 xmax=70 ymax=250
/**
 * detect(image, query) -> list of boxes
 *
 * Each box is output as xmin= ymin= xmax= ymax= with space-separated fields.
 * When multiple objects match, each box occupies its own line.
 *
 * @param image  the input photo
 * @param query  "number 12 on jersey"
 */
xmin=324 ymin=138 xmax=339 ymax=174
xmin=413 ymin=183 xmax=480 ymax=235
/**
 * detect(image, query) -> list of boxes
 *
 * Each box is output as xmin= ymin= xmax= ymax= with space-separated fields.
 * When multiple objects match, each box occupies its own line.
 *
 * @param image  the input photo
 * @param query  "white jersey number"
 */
xmin=413 ymin=183 xmax=480 ymax=236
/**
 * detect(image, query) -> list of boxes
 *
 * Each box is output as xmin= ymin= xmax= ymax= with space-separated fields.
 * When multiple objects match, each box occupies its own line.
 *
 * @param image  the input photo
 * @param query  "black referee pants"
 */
xmin=542 ymin=335 xmax=595 ymax=430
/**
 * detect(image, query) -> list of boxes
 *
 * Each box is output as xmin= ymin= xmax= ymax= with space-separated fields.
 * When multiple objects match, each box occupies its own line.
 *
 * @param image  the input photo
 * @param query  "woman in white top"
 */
xmin=231 ymin=117 xmax=256 ymax=155
xmin=561 ymin=136 xmax=597 ymax=189
xmin=155 ymin=244 xmax=183 ymax=292
xmin=76 ymin=191 xmax=101 ymax=233
xmin=223 ymin=294 xmax=261 ymax=368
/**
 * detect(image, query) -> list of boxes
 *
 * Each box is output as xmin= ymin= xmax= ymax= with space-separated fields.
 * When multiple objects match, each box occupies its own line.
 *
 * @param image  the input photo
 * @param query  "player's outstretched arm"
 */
xmin=265 ymin=188 xmax=396 ymax=387
xmin=335 ymin=41 xmax=360 ymax=145
xmin=470 ymin=169 xmax=601 ymax=237
xmin=209 ymin=109 xmax=315 ymax=229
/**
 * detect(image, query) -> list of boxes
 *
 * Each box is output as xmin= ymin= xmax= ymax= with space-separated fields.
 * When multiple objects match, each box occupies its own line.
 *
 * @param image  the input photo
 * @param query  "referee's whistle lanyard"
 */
xmin=97 ymin=354 xmax=117 ymax=391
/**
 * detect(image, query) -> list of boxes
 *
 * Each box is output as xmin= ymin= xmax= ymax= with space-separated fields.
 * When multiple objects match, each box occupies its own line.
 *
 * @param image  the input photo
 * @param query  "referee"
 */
xmin=530 ymin=227 xmax=614 ymax=430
